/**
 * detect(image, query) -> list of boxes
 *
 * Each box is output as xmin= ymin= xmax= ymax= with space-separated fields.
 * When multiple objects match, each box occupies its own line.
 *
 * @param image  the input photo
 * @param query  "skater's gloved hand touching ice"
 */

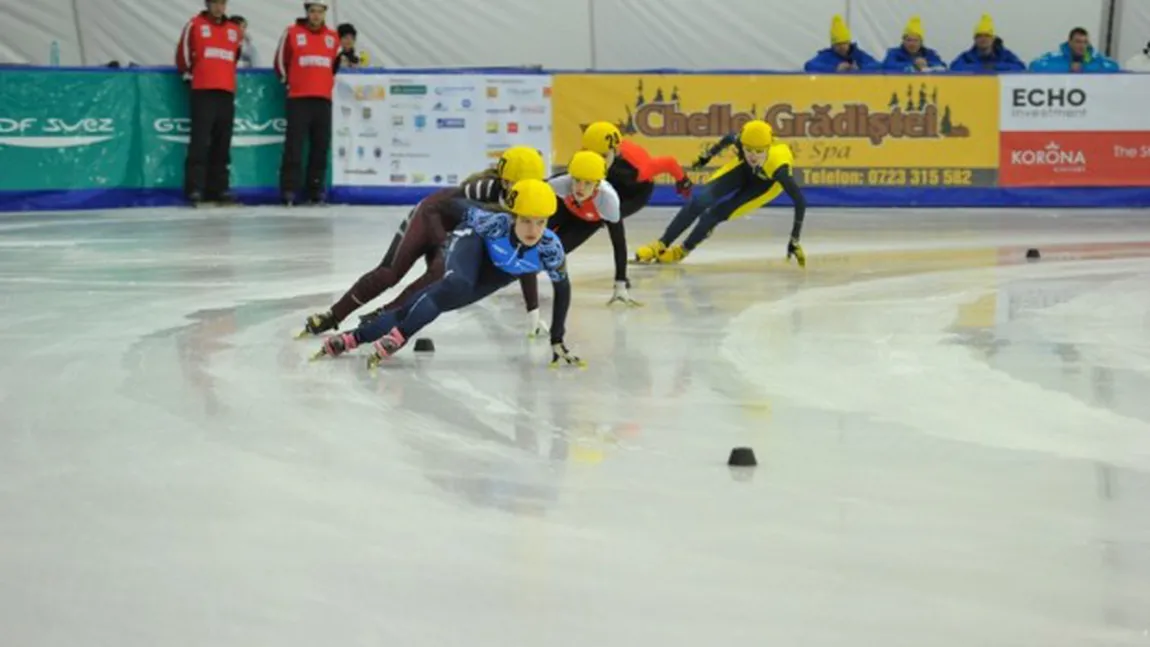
xmin=544 ymin=263 xmax=583 ymax=367
xmin=786 ymin=238 xmax=806 ymax=267
xmin=527 ymin=308 xmax=550 ymax=338
xmin=606 ymin=279 xmax=641 ymax=307
xmin=777 ymin=166 xmax=807 ymax=268
xmin=550 ymin=342 xmax=585 ymax=368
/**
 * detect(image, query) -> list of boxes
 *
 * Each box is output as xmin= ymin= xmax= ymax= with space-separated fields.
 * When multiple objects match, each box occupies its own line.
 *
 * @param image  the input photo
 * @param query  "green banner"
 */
xmin=0 ymin=69 xmax=288 ymax=192
xmin=0 ymin=70 xmax=138 ymax=191
xmin=137 ymin=72 xmax=286 ymax=189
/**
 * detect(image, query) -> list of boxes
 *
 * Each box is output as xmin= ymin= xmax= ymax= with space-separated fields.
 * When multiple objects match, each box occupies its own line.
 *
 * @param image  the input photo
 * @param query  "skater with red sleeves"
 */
xmin=580 ymin=121 xmax=693 ymax=218
xmin=299 ymin=147 xmax=549 ymax=337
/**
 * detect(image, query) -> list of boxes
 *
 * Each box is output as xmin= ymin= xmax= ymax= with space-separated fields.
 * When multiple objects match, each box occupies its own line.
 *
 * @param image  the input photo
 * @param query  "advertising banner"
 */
xmin=0 ymin=70 xmax=286 ymax=193
xmin=332 ymin=73 xmax=552 ymax=188
xmin=0 ymin=70 xmax=137 ymax=191
xmin=552 ymin=74 xmax=1000 ymax=188
xmin=999 ymin=75 xmax=1150 ymax=187
xmin=136 ymin=74 xmax=287 ymax=189
xmin=137 ymin=72 xmax=287 ymax=189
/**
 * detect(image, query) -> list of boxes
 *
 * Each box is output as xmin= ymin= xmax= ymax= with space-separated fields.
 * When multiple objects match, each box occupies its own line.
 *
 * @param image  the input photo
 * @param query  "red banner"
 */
xmin=999 ymin=131 xmax=1150 ymax=187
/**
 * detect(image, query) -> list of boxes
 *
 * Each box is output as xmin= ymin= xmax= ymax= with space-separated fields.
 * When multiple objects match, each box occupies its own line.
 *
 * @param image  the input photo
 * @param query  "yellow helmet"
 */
xmin=739 ymin=120 xmax=773 ymax=149
xmin=505 ymin=179 xmax=558 ymax=219
xmin=581 ymin=121 xmax=622 ymax=156
xmin=496 ymin=147 xmax=546 ymax=184
xmin=567 ymin=151 xmax=607 ymax=182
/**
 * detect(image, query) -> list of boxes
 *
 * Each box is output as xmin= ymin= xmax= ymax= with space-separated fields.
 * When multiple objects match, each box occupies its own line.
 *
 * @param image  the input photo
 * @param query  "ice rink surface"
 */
xmin=2 ymin=205 xmax=1150 ymax=646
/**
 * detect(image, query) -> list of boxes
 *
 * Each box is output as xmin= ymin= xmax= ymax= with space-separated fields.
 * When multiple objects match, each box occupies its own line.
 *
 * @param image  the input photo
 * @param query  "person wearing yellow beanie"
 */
xmin=881 ymin=15 xmax=947 ymax=72
xmin=950 ymin=14 xmax=1025 ymax=71
xmin=803 ymin=14 xmax=879 ymax=73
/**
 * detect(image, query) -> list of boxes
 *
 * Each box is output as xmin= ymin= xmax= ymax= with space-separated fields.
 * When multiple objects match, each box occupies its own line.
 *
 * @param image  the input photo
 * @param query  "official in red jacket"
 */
xmin=175 ymin=0 xmax=242 ymax=206
xmin=274 ymin=1 xmax=341 ymax=205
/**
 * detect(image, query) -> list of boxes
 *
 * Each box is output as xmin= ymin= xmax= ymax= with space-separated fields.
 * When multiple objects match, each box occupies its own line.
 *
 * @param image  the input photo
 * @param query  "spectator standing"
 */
xmin=274 ymin=1 xmax=341 ymax=205
xmin=803 ymin=15 xmax=879 ymax=73
xmin=1030 ymin=27 xmax=1120 ymax=73
xmin=176 ymin=0 xmax=243 ymax=206
xmin=882 ymin=16 xmax=947 ymax=73
xmin=231 ymin=15 xmax=258 ymax=68
xmin=337 ymin=23 xmax=370 ymax=68
xmin=950 ymin=14 xmax=1025 ymax=72
xmin=1126 ymin=42 xmax=1150 ymax=72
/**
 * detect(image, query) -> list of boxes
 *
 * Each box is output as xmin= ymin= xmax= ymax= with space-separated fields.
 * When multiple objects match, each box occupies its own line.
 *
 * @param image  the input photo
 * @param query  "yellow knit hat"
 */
xmin=830 ymin=15 xmax=852 ymax=45
xmin=973 ymin=13 xmax=995 ymax=37
xmin=903 ymin=15 xmax=924 ymax=40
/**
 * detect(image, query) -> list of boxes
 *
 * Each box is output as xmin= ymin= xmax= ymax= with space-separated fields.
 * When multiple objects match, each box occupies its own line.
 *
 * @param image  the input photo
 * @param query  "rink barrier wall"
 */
xmin=3 ymin=67 xmax=1150 ymax=212
xmin=5 ymin=185 xmax=1150 ymax=213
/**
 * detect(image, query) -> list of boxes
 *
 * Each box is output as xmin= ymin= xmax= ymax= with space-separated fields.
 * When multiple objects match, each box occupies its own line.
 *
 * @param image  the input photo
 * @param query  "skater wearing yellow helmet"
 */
xmin=542 ymin=150 xmax=639 ymax=305
xmin=315 ymin=179 xmax=584 ymax=369
xmin=300 ymin=147 xmax=547 ymax=337
xmin=511 ymin=150 xmax=638 ymax=339
xmin=460 ymin=145 xmax=547 ymax=208
xmin=634 ymin=120 xmax=807 ymax=266
xmin=581 ymin=121 xmax=693 ymax=218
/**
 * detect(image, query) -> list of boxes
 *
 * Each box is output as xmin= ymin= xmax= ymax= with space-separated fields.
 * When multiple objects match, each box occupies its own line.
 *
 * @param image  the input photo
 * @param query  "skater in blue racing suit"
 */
xmin=315 ymin=178 xmax=584 ymax=368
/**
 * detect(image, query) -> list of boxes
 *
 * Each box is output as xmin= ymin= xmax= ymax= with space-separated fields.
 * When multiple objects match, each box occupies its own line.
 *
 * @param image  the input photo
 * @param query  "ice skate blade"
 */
xmin=549 ymin=359 xmax=588 ymax=370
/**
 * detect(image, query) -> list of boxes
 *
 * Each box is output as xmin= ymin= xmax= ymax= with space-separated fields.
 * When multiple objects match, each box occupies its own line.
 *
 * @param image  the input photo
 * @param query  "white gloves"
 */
xmin=550 ymin=342 xmax=585 ymax=368
xmin=606 ymin=280 xmax=641 ymax=307
xmin=527 ymin=308 xmax=550 ymax=339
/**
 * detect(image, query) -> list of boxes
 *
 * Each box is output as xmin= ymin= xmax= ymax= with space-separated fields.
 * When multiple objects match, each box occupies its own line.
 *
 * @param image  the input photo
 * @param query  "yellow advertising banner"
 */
xmin=552 ymin=74 xmax=1000 ymax=188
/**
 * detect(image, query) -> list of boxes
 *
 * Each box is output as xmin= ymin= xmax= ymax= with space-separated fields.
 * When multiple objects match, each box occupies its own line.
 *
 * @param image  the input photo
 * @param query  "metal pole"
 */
xmin=71 ymin=0 xmax=88 ymax=65
xmin=1103 ymin=0 xmax=1119 ymax=58
xmin=587 ymin=0 xmax=598 ymax=70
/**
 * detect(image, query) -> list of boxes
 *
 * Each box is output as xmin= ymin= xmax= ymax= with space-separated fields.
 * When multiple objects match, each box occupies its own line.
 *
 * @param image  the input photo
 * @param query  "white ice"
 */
xmin=1 ymin=206 xmax=1150 ymax=647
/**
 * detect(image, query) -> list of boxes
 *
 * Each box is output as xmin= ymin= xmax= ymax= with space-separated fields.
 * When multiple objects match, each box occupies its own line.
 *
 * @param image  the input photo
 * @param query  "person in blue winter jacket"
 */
xmin=950 ymin=14 xmax=1026 ymax=72
xmin=1030 ymin=27 xmax=1120 ymax=73
xmin=882 ymin=16 xmax=947 ymax=73
xmin=804 ymin=15 xmax=879 ymax=73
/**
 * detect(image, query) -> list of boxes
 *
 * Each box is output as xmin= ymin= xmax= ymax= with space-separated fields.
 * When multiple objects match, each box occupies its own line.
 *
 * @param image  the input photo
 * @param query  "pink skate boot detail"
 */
xmin=322 ymin=332 xmax=358 ymax=357
xmin=367 ymin=328 xmax=406 ymax=369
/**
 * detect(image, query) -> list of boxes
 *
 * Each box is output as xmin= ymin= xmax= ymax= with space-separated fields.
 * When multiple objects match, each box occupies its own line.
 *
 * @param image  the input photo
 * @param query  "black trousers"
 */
xmin=279 ymin=97 xmax=333 ymax=198
xmin=184 ymin=89 xmax=236 ymax=198
xmin=618 ymin=181 xmax=655 ymax=218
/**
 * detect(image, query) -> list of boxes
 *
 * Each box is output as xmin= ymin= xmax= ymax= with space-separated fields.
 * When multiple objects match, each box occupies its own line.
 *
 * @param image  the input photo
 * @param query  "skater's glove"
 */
xmin=674 ymin=176 xmax=693 ymax=198
xmin=550 ymin=342 xmax=586 ymax=368
xmin=691 ymin=154 xmax=710 ymax=170
xmin=527 ymin=308 xmax=550 ymax=339
xmin=181 ymin=72 xmax=192 ymax=84
xmin=786 ymin=238 xmax=806 ymax=268
xmin=606 ymin=280 xmax=642 ymax=307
